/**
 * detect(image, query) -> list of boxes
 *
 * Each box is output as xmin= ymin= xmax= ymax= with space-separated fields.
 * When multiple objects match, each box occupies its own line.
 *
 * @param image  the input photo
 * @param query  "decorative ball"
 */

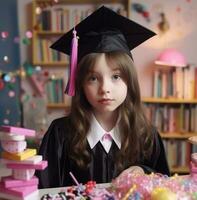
xmin=155 ymin=48 xmax=187 ymax=67
xmin=151 ymin=187 xmax=177 ymax=200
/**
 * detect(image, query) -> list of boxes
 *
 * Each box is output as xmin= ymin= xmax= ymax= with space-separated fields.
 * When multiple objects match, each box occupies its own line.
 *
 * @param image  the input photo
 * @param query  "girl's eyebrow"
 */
xmin=87 ymin=68 xmax=120 ymax=73
xmin=111 ymin=68 xmax=121 ymax=72
xmin=87 ymin=70 xmax=96 ymax=73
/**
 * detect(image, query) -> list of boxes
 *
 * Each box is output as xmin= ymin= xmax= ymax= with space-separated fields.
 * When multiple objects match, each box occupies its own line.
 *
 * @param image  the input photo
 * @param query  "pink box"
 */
xmin=0 ymin=190 xmax=39 ymax=200
xmin=2 ymin=176 xmax=38 ymax=188
xmin=6 ymin=160 xmax=48 ymax=170
xmin=0 ymin=126 xmax=35 ymax=137
xmin=0 ymin=184 xmax=38 ymax=197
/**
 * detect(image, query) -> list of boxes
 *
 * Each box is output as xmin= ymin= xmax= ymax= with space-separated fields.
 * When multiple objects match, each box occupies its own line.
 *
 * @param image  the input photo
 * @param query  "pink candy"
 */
xmin=111 ymin=173 xmax=197 ymax=199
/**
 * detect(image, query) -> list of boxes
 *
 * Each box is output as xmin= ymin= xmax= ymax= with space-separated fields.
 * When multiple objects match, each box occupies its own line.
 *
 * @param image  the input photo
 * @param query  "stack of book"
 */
xmin=46 ymin=77 xmax=65 ymax=103
xmin=153 ymin=66 xmax=197 ymax=99
xmin=0 ymin=126 xmax=47 ymax=200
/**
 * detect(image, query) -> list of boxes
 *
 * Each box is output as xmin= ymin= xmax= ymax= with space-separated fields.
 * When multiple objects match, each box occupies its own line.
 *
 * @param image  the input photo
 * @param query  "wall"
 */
xmin=131 ymin=0 xmax=197 ymax=96
xmin=0 ymin=0 xmax=21 ymax=126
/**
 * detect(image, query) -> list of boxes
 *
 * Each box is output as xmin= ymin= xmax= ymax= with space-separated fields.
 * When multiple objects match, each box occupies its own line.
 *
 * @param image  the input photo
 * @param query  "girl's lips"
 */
xmin=98 ymin=99 xmax=114 ymax=104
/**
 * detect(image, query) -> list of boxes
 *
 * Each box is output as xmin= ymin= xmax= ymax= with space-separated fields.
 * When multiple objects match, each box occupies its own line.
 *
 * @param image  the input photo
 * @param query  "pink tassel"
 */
xmin=66 ymin=29 xmax=78 ymax=96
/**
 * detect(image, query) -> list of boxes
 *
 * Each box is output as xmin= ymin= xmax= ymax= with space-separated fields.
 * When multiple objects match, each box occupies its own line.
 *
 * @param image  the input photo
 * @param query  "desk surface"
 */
xmin=39 ymin=187 xmax=66 ymax=197
xmin=0 ymin=188 xmax=68 ymax=200
xmin=0 ymin=184 xmax=111 ymax=200
xmin=39 ymin=183 xmax=111 ymax=198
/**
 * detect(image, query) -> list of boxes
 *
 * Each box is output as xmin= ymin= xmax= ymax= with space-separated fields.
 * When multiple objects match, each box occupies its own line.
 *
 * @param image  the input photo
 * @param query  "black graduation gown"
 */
xmin=35 ymin=117 xmax=170 ymax=189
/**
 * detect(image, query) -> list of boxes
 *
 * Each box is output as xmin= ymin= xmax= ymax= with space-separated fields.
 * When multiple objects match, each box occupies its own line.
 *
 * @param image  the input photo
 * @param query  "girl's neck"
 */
xmin=93 ymin=110 xmax=118 ymax=132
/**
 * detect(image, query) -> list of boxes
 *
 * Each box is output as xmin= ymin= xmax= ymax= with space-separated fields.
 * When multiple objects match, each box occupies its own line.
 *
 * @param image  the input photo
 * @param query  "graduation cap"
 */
xmin=51 ymin=6 xmax=156 ymax=96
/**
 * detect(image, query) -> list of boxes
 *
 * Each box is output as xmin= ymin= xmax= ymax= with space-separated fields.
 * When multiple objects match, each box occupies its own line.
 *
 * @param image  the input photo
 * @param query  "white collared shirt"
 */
xmin=87 ymin=114 xmax=121 ymax=153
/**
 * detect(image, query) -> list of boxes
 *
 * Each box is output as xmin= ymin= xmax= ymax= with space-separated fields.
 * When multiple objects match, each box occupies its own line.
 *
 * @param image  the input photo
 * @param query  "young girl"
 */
xmin=36 ymin=6 xmax=169 ymax=188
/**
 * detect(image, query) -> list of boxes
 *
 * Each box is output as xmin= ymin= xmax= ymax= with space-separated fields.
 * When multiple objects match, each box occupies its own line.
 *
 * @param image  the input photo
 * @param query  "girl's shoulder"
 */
xmin=51 ymin=116 xmax=71 ymax=128
xmin=46 ymin=116 xmax=72 ymax=140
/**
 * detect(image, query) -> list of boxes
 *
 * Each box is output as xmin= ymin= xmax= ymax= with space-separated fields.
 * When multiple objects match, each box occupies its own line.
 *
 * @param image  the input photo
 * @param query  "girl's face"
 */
xmin=83 ymin=54 xmax=127 ymax=116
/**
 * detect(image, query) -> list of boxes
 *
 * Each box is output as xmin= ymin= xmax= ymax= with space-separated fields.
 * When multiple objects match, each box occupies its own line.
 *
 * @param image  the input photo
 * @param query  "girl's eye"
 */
xmin=87 ymin=75 xmax=98 ymax=82
xmin=112 ymin=74 xmax=121 ymax=80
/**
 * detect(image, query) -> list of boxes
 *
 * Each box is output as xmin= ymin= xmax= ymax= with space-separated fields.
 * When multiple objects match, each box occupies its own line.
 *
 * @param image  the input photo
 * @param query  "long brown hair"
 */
xmin=69 ymin=51 xmax=153 ymax=170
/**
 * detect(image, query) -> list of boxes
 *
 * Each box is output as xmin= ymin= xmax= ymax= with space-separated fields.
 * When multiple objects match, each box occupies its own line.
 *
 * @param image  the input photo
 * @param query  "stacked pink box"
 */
xmin=0 ymin=126 xmax=47 ymax=200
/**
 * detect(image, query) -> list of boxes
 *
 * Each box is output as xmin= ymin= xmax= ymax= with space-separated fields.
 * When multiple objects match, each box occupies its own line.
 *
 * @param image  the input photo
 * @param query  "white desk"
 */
xmin=0 ymin=188 xmax=64 ymax=200
xmin=39 ymin=183 xmax=110 ymax=199
xmin=39 ymin=187 xmax=66 ymax=198
xmin=39 ymin=183 xmax=111 ymax=198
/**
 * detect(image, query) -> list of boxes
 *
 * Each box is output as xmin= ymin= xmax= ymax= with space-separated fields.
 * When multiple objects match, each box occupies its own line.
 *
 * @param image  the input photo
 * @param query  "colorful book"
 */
xmin=0 ymin=126 xmax=35 ymax=137
xmin=0 ymin=190 xmax=39 ymax=200
xmin=6 ymin=160 xmax=48 ymax=170
xmin=2 ymin=176 xmax=38 ymax=188
xmin=1 ymin=149 xmax=37 ymax=161
xmin=0 ymin=155 xmax=43 ymax=165
xmin=0 ymin=185 xmax=38 ymax=198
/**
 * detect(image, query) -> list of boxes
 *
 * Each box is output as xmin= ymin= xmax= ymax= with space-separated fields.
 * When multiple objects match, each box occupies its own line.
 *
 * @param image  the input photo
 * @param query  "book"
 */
xmin=0 ymin=155 xmax=42 ymax=165
xmin=0 ymin=126 xmax=35 ymax=137
xmin=1 ymin=149 xmax=37 ymax=161
xmin=0 ymin=185 xmax=38 ymax=198
xmin=2 ymin=176 xmax=38 ymax=188
xmin=0 ymin=190 xmax=39 ymax=200
xmin=41 ymin=9 xmax=51 ymax=31
xmin=6 ymin=160 xmax=48 ymax=170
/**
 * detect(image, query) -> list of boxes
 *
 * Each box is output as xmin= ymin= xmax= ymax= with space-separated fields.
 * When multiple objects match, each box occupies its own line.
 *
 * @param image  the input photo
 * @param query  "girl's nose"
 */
xmin=99 ymin=79 xmax=110 ymax=94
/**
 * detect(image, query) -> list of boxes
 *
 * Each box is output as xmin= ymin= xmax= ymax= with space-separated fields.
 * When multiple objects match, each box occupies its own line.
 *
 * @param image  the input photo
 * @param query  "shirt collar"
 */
xmin=87 ymin=114 xmax=121 ymax=149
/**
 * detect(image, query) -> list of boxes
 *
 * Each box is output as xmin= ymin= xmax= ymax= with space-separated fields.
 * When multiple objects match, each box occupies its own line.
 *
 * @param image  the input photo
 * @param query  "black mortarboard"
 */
xmin=50 ymin=6 xmax=156 ymax=96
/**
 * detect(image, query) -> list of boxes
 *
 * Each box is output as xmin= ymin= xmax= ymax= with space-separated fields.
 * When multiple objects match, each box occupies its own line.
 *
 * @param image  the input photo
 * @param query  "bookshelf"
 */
xmin=32 ymin=0 xmax=132 ymax=108
xmin=142 ymin=97 xmax=197 ymax=104
xmin=47 ymin=103 xmax=70 ymax=110
xmin=143 ymin=97 xmax=197 ymax=174
xmin=143 ymin=64 xmax=197 ymax=174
